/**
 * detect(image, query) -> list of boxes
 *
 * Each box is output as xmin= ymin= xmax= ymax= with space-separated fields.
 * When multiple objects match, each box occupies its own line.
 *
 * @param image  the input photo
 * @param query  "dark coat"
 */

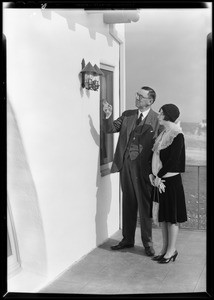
xmin=103 ymin=108 xmax=163 ymax=174
xmin=157 ymin=133 xmax=186 ymax=178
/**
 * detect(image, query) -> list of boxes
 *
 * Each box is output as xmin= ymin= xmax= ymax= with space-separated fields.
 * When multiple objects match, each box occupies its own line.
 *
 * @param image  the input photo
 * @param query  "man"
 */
xmin=103 ymin=86 xmax=163 ymax=256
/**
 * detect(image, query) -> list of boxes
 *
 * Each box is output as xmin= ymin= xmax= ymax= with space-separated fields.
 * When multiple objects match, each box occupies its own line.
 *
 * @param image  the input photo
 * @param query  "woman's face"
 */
xmin=158 ymin=109 xmax=165 ymax=125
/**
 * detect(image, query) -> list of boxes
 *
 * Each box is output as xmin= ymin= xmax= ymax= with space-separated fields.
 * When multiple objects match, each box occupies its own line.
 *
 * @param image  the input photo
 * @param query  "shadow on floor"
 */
xmin=39 ymin=228 xmax=206 ymax=295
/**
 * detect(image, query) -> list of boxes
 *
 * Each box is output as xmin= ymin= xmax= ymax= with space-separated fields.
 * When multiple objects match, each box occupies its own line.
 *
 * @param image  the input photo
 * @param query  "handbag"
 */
xmin=152 ymin=187 xmax=159 ymax=226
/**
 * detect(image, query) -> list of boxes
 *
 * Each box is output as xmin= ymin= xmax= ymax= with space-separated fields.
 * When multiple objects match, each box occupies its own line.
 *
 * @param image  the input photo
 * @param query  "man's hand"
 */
xmin=103 ymin=100 xmax=112 ymax=119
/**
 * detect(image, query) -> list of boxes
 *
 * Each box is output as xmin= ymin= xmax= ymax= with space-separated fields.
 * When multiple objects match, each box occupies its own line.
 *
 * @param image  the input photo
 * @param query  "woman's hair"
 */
xmin=141 ymin=86 xmax=156 ymax=103
xmin=158 ymin=108 xmax=171 ymax=121
xmin=160 ymin=104 xmax=180 ymax=122
xmin=160 ymin=112 xmax=171 ymax=121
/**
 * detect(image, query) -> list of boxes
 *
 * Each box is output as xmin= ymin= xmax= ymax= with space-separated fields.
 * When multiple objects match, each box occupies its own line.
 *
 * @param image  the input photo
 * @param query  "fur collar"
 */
xmin=152 ymin=121 xmax=183 ymax=153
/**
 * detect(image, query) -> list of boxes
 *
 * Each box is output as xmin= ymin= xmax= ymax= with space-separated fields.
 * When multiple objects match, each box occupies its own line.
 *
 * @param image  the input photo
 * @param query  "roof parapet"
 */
xmin=103 ymin=11 xmax=140 ymax=24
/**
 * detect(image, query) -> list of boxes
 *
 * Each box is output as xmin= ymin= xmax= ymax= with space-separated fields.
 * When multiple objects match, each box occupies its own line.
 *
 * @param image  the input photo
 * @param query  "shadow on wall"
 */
xmin=41 ymin=9 xmax=114 ymax=47
xmin=88 ymin=115 xmax=112 ymax=246
xmin=7 ymin=99 xmax=47 ymax=276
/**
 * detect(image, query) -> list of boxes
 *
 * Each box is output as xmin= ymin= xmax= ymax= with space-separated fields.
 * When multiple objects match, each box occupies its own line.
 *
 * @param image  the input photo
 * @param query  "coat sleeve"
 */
xmin=148 ymin=152 xmax=153 ymax=175
xmin=103 ymin=114 xmax=125 ymax=133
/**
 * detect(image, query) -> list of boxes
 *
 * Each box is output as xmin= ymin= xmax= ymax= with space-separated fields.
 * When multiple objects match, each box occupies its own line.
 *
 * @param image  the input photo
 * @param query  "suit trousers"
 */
xmin=120 ymin=154 xmax=153 ymax=248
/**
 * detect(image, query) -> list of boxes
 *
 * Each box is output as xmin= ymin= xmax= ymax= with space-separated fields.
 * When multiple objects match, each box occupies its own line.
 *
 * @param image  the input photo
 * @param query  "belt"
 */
xmin=162 ymin=172 xmax=179 ymax=178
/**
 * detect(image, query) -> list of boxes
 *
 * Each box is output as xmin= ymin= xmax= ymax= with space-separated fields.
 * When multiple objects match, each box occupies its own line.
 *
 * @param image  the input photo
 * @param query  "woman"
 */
xmin=150 ymin=104 xmax=187 ymax=264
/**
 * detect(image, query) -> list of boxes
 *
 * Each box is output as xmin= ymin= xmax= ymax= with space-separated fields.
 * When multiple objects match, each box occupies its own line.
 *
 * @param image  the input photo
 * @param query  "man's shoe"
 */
xmin=111 ymin=242 xmax=134 ymax=250
xmin=145 ymin=246 xmax=155 ymax=257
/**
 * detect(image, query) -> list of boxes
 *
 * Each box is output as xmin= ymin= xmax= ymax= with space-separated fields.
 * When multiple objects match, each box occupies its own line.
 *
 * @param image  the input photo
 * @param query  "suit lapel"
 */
xmin=127 ymin=110 xmax=138 ymax=140
xmin=126 ymin=109 xmax=157 ymax=141
xmin=139 ymin=109 xmax=156 ymax=135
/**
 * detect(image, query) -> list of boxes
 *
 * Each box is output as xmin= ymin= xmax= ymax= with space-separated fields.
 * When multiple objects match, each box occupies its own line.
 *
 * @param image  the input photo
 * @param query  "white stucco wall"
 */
xmin=4 ymin=8 xmax=125 ymax=291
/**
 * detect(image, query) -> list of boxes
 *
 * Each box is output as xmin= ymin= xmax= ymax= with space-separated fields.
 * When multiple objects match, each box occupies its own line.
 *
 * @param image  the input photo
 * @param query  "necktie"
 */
xmin=136 ymin=113 xmax=143 ymax=126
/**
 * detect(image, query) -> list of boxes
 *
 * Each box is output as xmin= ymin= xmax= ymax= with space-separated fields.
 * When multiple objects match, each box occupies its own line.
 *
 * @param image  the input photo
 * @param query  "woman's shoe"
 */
xmin=158 ymin=250 xmax=178 ymax=264
xmin=152 ymin=253 xmax=166 ymax=261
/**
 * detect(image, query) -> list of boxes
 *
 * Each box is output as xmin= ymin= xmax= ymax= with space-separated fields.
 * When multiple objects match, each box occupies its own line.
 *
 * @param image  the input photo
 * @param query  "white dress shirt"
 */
xmin=138 ymin=108 xmax=150 ymax=120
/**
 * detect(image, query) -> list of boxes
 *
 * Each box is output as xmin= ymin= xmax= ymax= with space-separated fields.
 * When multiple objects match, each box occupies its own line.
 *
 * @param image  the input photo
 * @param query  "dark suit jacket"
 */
xmin=103 ymin=108 xmax=163 ymax=174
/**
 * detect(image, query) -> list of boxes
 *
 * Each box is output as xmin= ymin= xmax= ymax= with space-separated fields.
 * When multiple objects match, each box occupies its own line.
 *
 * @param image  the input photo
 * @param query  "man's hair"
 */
xmin=141 ymin=86 xmax=156 ymax=103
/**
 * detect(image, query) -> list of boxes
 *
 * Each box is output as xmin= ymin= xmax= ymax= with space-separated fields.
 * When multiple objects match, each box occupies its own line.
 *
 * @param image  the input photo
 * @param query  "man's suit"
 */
xmin=103 ymin=108 xmax=162 ymax=248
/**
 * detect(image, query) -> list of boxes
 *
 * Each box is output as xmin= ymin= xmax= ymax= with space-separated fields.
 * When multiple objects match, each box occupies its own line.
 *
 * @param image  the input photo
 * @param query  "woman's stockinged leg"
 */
xmin=165 ymin=222 xmax=179 ymax=258
xmin=160 ymin=221 xmax=168 ymax=255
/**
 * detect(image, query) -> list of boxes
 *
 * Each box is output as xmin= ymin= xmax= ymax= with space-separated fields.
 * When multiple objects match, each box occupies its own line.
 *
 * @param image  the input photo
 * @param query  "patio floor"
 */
xmin=39 ymin=227 xmax=206 ymax=295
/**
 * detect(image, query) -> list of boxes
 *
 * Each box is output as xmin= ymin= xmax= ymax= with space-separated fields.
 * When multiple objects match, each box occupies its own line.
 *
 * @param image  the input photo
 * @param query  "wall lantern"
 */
xmin=80 ymin=59 xmax=104 ymax=91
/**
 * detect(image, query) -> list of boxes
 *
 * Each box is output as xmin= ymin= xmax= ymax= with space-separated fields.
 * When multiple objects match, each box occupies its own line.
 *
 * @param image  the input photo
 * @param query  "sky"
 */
xmin=125 ymin=5 xmax=212 ymax=123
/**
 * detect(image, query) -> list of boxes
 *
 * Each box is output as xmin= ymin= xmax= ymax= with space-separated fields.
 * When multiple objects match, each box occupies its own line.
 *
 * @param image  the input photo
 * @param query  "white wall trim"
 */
xmin=108 ymin=24 xmax=126 ymax=229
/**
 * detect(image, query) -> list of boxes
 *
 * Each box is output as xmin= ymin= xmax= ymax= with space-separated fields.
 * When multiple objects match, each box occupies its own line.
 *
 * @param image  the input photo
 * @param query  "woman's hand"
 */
xmin=158 ymin=181 xmax=166 ymax=193
xmin=154 ymin=176 xmax=166 ymax=193
xmin=154 ymin=176 xmax=161 ymax=187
